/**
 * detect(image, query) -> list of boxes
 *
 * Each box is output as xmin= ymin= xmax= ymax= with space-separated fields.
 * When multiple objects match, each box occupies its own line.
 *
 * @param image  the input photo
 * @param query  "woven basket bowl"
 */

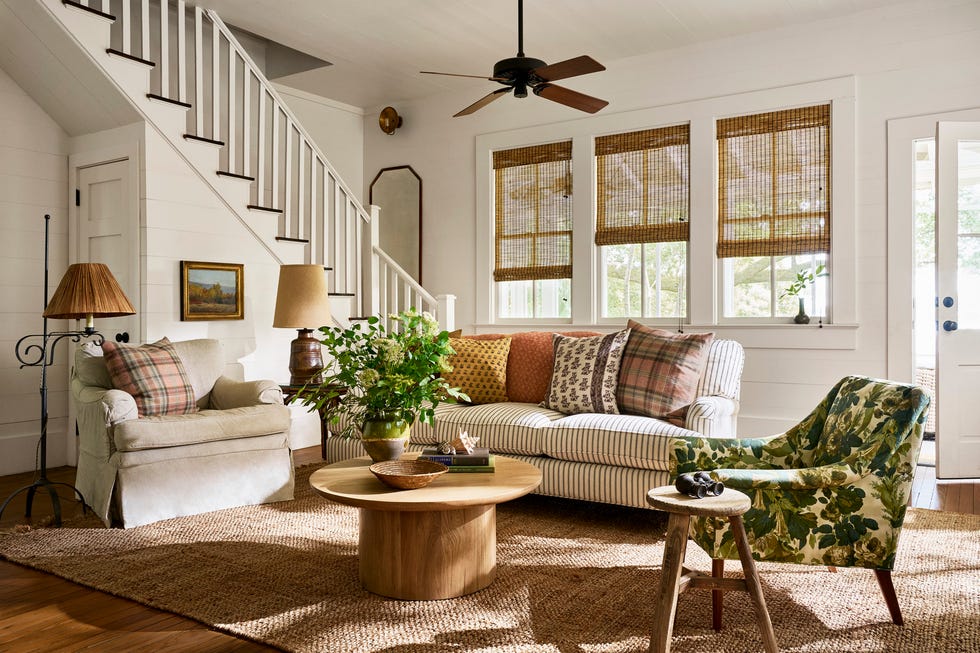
xmin=369 ymin=459 xmax=448 ymax=490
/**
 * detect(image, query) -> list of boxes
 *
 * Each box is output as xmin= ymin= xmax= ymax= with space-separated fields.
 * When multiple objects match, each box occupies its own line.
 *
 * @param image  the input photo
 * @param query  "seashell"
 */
xmin=450 ymin=429 xmax=479 ymax=454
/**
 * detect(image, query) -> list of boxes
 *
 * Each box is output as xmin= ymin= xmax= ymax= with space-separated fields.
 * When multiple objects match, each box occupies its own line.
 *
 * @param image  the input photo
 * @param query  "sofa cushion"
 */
xmin=102 ymin=338 xmax=198 ymax=417
xmin=539 ymin=411 xmax=695 ymax=471
xmin=464 ymin=331 xmax=600 ymax=403
xmin=431 ymin=401 xmax=566 ymax=455
xmin=617 ymin=322 xmax=714 ymax=419
xmin=113 ymin=404 xmax=290 ymax=451
xmin=542 ymin=330 xmax=630 ymax=415
xmin=443 ymin=337 xmax=511 ymax=404
xmin=694 ymin=338 xmax=745 ymax=401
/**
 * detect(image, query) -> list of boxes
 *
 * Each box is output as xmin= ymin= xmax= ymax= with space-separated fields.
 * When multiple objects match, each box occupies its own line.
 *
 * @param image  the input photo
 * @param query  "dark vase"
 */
xmin=360 ymin=415 xmax=411 ymax=463
xmin=794 ymin=297 xmax=810 ymax=324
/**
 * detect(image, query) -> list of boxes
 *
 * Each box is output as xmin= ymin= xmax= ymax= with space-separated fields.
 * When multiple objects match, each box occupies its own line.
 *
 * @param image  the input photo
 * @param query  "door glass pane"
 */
xmin=957 ymin=140 xmax=980 ymax=328
xmin=914 ymin=139 xmax=936 ymax=369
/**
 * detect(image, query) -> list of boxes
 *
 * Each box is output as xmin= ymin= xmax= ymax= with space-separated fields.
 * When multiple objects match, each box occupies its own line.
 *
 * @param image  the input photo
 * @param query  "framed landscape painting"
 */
xmin=180 ymin=261 xmax=244 ymax=321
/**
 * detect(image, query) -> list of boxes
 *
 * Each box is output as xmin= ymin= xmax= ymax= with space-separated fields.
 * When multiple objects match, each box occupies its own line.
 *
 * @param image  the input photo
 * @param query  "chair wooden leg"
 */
xmin=712 ymin=558 xmax=724 ymax=631
xmin=874 ymin=569 xmax=904 ymax=626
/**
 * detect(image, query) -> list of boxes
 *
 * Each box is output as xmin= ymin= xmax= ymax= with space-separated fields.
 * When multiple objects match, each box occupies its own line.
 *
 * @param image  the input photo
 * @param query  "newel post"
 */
xmin=363 ymin=205 xmax=381 ymax=318
xmin=437 ymin=294 xmax=456 ymax=332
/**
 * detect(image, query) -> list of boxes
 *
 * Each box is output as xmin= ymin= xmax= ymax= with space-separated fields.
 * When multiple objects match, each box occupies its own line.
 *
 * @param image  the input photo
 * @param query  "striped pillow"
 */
xmin=102 ymin=338 xmax=198 ymax=417
xmin=617 ymin=321 xmax=714 ymax=419
xmin=542 ymin=330 xmax=630 ymax=415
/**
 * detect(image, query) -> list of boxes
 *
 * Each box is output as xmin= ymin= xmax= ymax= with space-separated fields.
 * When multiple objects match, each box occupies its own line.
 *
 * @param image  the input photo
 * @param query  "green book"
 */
xmin=446 ymin=455 xmax=495 ymax=473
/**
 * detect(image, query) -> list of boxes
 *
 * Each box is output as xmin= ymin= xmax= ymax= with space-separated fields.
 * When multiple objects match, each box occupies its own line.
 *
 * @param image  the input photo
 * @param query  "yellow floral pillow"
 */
xmin=443 ymin=337 xmax=511 ymax=404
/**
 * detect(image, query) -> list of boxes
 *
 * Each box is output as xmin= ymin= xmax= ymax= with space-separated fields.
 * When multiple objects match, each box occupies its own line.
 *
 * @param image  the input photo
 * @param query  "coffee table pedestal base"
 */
xmin=358 ymin=504 xmax=496 ymax=600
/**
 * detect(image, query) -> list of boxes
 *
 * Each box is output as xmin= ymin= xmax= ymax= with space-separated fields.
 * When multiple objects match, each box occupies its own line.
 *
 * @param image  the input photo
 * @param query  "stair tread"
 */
xmin=147 ymin=93 xmax=191 ymax=109
xmin=62 ymin=0 xmax=115 ymax=21
xmin=246 ymin=204 xmax=283 ymax=213
xmin=183 ymin=133 xmax=225 ymax=146
xmin=106 ymin=48 xmax=155 ymax=67
xmin=216 ymin=170 xmax=255 ymax=181
xmin=275 ymin=236 xmax=310 ymax=243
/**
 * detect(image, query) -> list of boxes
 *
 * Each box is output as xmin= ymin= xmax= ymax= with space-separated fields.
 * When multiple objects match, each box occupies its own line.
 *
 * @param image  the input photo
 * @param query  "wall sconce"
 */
xmin=379 ymin=106 xmax=402 ymax=135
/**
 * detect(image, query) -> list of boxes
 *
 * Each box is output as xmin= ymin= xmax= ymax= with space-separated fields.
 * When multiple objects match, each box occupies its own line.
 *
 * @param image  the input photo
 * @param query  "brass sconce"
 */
xmin=379 ymin=106 xmax=402 ymax=135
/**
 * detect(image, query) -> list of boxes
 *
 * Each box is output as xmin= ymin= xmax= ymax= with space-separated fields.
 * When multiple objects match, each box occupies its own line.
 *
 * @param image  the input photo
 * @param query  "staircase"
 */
xmin=44 ymin=0 xmax=453 ymax=330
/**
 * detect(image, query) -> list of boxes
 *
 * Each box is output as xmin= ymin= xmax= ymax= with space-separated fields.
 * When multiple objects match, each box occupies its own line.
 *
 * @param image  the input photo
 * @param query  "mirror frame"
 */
xmin=369 ymin=165 xmax=423 ymax=283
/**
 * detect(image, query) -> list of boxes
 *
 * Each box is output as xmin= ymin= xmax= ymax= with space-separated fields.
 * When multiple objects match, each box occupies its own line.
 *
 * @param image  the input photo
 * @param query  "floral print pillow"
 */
xmin=541 ymin=329 xmax=630 ymax=415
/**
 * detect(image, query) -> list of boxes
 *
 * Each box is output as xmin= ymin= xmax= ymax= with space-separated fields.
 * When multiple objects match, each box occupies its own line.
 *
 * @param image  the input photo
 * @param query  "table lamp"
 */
xmin=0 ymin=215 xmax=136 ymax=526
xmin=273 ymin=264 xmax=332 ymax=386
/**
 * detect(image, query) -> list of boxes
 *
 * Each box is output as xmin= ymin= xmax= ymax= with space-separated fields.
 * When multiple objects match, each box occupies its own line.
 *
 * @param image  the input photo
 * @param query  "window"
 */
xmin=717 ymin=104 xmax=831 ymax=319
xmin=493 ymin=141 xmax=572 ymax=318
xmin=596 ymin=125 xmax=690 ymax=319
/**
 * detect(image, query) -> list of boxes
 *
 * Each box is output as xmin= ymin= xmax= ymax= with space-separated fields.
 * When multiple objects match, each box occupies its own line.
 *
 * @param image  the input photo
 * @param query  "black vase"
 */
xmin=794 ymin=297 xmax=810 ymax=324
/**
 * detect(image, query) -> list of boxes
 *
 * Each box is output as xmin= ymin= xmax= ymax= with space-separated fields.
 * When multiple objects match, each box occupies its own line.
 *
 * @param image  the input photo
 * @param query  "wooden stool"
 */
xmin=646 ymin=486 xmax=778 ymax=653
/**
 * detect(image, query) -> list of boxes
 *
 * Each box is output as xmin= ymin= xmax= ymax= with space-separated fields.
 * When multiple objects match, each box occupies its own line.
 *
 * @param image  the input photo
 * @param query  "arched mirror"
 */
xmin=369 ymin=165 xmax=422 ymax=283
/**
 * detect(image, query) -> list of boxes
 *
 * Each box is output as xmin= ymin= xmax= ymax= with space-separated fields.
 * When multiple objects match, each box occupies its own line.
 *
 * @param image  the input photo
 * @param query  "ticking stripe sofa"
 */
xmin=325 ymin=338 xmax=745 ymax=510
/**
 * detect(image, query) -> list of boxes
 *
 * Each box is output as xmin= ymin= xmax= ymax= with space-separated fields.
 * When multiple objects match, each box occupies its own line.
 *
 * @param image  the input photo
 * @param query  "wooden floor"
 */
xmin=1 ymin=445 xmax=977 ymax=652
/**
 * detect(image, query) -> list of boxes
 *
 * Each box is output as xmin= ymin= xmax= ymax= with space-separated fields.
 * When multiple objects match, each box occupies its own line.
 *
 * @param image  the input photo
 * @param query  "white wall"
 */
xmin=362 ymin=0 xmax=980 ymax=435
xmin=0 ymin=65 xmax=70 ymax=474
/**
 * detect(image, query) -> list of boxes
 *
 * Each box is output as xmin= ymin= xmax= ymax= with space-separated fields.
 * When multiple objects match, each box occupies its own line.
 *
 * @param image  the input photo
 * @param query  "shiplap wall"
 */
xmin=0 ymin=66 xmax=71 ymax=475
xmin=361 ymin=0 xmax=980 ymax=436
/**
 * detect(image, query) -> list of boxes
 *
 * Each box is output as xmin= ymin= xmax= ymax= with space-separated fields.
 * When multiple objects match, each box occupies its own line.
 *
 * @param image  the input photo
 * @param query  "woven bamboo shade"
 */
xmin=595 ymin=124 xmax=690 ymax=246
xmin=717 ymin=104 xmax=831 ymax=258
xmin=43 ymin=263 xmax=136 ymax=320
xmin=493 ymin=141 xmax=573 ymax=282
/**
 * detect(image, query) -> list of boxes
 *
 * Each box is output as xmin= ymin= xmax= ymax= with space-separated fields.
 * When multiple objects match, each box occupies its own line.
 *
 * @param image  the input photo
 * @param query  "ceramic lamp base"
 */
xmin=289 ymin=328 xmax=323 ymax=385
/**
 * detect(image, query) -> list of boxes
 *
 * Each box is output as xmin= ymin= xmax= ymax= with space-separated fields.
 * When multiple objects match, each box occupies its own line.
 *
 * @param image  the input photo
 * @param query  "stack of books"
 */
xmin=418 ymin=447 xmax=495 ymax=473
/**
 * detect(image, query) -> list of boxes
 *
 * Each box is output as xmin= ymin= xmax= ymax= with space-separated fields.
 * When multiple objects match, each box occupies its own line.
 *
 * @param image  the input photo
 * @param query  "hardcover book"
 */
xmin=419 ymin=447 xmax=491 ymax=466
xmin=446 ymin=455 xmax=495 ymax=473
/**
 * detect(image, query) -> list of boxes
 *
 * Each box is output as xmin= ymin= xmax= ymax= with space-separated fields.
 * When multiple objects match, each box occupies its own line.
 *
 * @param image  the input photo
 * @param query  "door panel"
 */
xmin=935 ymin=121 xmax=980 ymax=479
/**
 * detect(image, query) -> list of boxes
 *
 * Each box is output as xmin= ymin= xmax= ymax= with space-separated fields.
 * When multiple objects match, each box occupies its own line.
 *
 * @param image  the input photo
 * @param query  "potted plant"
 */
xmin=781 ymin=264 xmax=828 ymax=324
xmin=291 ymin=309 xmax=468 ymax=462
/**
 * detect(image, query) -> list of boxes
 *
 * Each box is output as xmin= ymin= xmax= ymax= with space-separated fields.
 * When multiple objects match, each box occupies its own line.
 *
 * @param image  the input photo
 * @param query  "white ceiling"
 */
xmin=203 ymin=0 xmax=910 ymax=109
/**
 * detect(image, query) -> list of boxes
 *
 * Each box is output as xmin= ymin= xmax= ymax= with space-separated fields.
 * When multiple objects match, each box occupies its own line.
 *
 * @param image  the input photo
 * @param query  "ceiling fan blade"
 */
xmin=534 ymin=83 xmax=608 ymax=114
xmin=454 ymin=88 xmax=511 ymax=117
xmin=421 ymin=71 xmax=493 ymax=80
xmin=532 ymin=55 xmax=605 ymax=82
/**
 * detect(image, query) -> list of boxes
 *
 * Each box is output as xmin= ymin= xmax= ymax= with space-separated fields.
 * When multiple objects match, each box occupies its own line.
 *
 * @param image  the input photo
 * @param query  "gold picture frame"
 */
xmin=180 ymin=261 xmax=244 ymax=321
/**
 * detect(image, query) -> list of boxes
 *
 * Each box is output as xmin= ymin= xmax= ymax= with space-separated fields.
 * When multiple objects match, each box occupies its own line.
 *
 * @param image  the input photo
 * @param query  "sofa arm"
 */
xmin=72 ymin=380 xmax=138 ymax=459
xmin=685 ymin=396 xmax=738 ymax=437
xmin=210 ymin=376 xmax=283 ymax=409
xmin=712 ymin=462 xmax=864 ymax=491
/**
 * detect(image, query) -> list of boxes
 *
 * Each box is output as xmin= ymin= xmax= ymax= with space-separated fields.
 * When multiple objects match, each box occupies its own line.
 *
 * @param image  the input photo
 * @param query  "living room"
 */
xmin=1 ymin=0 xmax=978 ymax=651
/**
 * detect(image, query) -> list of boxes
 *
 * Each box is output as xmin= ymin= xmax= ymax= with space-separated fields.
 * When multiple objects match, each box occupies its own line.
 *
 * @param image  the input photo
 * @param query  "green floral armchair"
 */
xmin=671 ymin=375 xmax=930 ymax=626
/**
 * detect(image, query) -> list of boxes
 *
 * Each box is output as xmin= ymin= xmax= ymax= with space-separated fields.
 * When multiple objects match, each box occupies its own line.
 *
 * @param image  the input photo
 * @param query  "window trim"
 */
xmin=475 ymin=76 xmax=856 ymax=330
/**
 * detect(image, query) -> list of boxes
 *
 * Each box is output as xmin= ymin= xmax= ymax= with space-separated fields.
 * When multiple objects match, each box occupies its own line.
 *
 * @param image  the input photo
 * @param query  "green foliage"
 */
xmin=290 ymin=309 xmax=469 ymax=438
xmin=780 ymin=263 xmax=828 ymax=299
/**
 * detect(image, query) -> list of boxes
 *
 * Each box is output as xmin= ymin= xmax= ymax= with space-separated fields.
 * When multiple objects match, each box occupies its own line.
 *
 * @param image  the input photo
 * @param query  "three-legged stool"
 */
xmin=646 ymin=485 xmax=778 ymax=653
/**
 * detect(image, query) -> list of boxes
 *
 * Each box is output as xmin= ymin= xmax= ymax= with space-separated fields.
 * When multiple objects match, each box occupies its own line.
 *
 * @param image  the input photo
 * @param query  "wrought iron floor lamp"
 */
xmin=0 ymin=214 xmax=135 ymax=526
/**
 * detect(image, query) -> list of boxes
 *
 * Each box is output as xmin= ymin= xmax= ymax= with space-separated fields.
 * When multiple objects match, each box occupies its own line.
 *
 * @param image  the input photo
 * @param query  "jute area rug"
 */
xmin=1 ymin=464 xmax=978 ymax=653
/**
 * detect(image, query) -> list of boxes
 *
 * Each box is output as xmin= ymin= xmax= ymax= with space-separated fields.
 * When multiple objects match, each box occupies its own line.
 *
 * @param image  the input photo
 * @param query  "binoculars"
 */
xmin=675 ymin=471 xmax=724 ymax=498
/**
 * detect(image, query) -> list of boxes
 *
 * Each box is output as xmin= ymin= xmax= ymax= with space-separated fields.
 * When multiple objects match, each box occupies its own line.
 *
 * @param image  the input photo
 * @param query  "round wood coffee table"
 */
xmin=310 ymin=453 xmax=541 ymax=600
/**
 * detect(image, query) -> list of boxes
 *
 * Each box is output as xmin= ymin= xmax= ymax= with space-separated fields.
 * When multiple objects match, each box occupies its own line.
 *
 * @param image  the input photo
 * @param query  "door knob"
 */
xmin=942 ymin=296 xmax=954 ymax=308
xmin=942 ymin=320 xmax=958 ymax=332
xmin=115 ymin=332 xmax=130 ymax=343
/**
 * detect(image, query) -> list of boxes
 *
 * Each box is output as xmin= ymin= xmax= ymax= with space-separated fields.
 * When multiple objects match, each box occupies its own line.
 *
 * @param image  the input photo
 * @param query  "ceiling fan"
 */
xmin=421 ymin=0 xmax=609 ymax=117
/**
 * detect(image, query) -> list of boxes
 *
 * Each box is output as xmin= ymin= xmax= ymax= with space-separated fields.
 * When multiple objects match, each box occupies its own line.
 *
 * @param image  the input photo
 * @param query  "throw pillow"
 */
xmin=465 ymin=331 xmax=600 ymax=403
xmin=541 ymin=330 xmax=630 ymax=415
xmin=102 ymin=338 xmax=198 ymax=417
xmin=442 ymin=337 xmax=511 ymax=404
xmin=617 ymin=321 xmax=714 ymax=420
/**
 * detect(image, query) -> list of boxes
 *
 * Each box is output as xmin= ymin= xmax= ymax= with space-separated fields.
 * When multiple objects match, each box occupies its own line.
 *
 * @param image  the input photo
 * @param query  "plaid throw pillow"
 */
xmin=542 ymin=330 xmax=630 ymax=415
xmin=102 ymin=338 xmax=198 ymax=417
xmin=443 ymin=337 xmax=511 ymax=404
xmin=616 ymin=321 xmax=714 ymax=420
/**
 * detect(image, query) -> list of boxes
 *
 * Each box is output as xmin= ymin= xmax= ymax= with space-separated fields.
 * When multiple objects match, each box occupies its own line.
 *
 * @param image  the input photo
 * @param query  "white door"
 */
xmin=76 ymin=159 xmax=139 ymax=343
xmin=935 ymin=122 xmax=980 ymax=479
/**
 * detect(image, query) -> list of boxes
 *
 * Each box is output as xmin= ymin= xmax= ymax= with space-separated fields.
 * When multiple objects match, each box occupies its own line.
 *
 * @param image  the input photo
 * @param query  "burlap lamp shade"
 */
xmin=273 ymin=265 xmax=332 ymax=385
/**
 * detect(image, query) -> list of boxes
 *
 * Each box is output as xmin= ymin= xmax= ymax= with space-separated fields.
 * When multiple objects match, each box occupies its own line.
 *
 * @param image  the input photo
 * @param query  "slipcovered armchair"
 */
xmin=72 ymin=338 xmax=295 ymax=528
xmin=671 ymin=375 xmax=930 ymax=626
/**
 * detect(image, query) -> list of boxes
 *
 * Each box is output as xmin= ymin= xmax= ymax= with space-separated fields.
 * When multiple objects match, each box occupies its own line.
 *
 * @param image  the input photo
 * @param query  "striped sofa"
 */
xmin=324 ymin=338 xmax=745 ymax=510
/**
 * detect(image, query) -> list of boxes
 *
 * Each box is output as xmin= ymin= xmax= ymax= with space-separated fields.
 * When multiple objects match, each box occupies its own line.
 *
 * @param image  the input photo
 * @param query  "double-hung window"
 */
xmin=493 ymin=141 xmax=573 ymax=319
xmin=596 ymin=124 xmax=690 ymax=319
xmin=717 ymin=104 xmax=831 ymax=319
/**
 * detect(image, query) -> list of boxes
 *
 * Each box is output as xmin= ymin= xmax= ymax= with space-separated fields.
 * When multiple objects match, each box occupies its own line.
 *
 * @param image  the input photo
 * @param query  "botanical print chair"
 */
xmin=671 ymin=375 xmax=930 ymax=627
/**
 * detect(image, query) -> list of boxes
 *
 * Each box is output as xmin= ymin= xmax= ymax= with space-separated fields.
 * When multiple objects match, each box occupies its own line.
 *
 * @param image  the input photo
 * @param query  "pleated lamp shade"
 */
xmin=273 ymin=265 xmax=332 ymax=385
xmin=42 ymin=263 xmax=136 ymax=330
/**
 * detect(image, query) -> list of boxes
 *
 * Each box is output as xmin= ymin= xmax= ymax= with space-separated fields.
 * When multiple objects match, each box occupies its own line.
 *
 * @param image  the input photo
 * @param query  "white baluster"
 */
xmin=122 ymin=0 xmax=131 ymax=54
xmin=194 ymin=6 xmax=203 ymax=134
xmin=273 ymin=108 xmax=281 ymax=233
xmin=141 ymin=0 xmax=149 ymax=61
xmin=284 ymin=122 xmax=293 ymax=237
xmin=256 ymin=88 xmax=266 ymax=203
xmin=211 ymin=20 xmax=219 ymax=141
xmin=242 ymin=71 xmax=250 ymax=178
xmin=177 ymin=0 xmax=186 ymax=103
xmin=227 ymin=50 xmax=236 ymax=171
xmin=311 ymin=156 xmax=320 ymax=265
xmin=160 ymin=0 xmax=169 ymax=95
xmin=297 ymin=141 xmax=305 ymax=241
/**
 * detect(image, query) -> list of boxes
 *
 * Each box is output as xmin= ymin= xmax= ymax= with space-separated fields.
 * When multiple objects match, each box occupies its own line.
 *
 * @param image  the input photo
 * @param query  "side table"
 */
xmin=646 ymin=486 xmax=778 ymax=653
xmin=280 ymin=384 xmax=329 ymax=460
